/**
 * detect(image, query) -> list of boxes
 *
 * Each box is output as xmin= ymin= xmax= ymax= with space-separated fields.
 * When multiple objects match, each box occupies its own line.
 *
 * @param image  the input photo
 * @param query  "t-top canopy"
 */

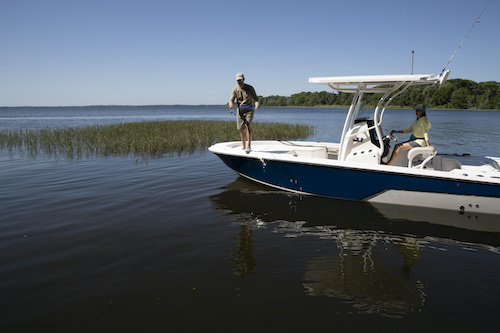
xmin=309 ymin=71 xmax=450 ymax=93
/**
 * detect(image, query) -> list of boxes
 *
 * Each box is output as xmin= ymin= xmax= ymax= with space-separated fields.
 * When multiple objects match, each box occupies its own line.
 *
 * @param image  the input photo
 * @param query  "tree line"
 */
xmin=260 ymin=79 xmax=500 ymax=110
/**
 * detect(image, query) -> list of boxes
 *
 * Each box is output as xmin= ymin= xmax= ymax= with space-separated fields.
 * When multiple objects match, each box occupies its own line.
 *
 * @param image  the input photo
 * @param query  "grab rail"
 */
xmin=407 ymin=147 xmax=436 ymax=169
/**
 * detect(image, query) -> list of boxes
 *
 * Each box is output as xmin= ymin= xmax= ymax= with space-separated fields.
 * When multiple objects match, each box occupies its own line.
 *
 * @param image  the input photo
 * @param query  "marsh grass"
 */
xmin=0 ymin=120 xmax=314 ymax=160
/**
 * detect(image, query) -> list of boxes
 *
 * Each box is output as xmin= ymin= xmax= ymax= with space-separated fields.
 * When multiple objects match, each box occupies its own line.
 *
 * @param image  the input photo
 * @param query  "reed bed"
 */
xmin=0 ymin=120 xmax=314 ymax=160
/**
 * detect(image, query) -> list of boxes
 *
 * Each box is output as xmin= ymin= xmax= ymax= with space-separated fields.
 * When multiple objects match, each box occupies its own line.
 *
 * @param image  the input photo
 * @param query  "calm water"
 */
xmin=1 ymin=106 xmax=499 ymax=332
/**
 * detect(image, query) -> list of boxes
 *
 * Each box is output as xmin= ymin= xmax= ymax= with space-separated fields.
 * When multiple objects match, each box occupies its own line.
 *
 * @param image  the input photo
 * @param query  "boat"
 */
xmin=209 ymin=71 xmax=500 ymax=215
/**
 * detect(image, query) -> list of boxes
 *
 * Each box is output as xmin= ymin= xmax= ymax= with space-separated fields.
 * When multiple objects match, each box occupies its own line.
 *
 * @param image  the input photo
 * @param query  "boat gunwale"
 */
xmin=209 ymin=141 xmax=500 ymax=185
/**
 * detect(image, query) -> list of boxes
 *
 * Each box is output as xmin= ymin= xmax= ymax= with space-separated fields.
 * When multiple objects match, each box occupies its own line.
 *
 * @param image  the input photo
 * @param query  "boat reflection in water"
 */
xmin=302 ymin=229 xmax=424 ymax=317
xmin=210 ymin=177 xmax=500 ymax=317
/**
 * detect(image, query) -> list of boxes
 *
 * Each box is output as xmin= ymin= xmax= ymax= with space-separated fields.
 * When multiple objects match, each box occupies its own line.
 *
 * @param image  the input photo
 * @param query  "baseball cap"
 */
xmin=415 ymin=103 xmax=426 ymax=111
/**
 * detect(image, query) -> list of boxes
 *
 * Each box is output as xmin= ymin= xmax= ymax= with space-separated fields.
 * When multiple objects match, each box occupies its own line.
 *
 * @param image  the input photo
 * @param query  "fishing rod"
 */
xmin=440 ymin=0 xmax=493 ymax=76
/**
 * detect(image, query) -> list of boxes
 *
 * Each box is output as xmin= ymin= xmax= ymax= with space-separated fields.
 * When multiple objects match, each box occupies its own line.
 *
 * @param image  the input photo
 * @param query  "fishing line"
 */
xmin=440 ymin=0 xmax=493 ymax=75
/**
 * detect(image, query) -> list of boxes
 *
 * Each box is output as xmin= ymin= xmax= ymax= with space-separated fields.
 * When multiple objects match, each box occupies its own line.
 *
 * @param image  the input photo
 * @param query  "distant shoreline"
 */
xmin=259 ymin=105 xmax=500 ymax=111
xmin=1 ymin=104 xmax=498 ymax=111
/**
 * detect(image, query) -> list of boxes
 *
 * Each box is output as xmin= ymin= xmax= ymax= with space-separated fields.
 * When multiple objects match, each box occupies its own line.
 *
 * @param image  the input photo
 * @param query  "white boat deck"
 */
xmin=212 ymin=140 xmax=500 ymax=181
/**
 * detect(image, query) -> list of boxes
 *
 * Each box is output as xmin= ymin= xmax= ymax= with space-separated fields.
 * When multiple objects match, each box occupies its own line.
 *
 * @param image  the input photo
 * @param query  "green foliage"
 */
xmin=261 ymin=79 xmax=500 ymax=110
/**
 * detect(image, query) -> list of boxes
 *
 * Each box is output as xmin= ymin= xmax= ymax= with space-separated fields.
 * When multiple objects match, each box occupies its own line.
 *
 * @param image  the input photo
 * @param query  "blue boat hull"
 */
xmin=214 ymin=153 xmax=500 ymax=201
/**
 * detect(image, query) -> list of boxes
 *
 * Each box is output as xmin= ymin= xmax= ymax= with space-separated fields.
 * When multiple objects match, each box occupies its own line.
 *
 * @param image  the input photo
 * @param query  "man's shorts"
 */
xmin=237 ymin=109 xmax=254 ymax=130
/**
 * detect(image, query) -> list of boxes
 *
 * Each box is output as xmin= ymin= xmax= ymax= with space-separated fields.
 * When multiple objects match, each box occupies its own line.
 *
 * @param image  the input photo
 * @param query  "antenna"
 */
xmin=411 ymin=50 xmax=414 ymax=75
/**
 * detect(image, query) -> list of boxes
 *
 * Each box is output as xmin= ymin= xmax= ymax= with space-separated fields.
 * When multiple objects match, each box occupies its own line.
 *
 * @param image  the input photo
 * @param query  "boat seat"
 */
xmin=407 ymin=147 xmax=436 ymax=169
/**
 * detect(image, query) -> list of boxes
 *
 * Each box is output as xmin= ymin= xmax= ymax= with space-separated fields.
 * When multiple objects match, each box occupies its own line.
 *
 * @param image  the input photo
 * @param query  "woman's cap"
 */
xmin=415 ymin=103 xmax=426 ymax=111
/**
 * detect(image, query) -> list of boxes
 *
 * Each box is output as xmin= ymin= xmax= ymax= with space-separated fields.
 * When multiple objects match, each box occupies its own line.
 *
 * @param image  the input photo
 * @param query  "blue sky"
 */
xmin=1 ymin=0 xmax=498 ymax=106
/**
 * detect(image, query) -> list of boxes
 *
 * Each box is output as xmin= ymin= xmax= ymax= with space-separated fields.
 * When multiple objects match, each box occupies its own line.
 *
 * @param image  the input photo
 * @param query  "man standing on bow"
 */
xmin=229 ymin=73 xmax=259 ymax=153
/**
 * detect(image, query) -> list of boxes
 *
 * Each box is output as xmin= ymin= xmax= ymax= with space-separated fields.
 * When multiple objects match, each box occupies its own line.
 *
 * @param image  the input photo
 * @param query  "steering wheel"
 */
xmin=386 ymin=130 xmax=398 ymax=142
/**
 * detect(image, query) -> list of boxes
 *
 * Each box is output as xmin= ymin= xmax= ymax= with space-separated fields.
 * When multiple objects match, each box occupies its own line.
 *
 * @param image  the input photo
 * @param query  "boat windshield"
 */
xmin=354 ymin=101 xmax=374 ymax=122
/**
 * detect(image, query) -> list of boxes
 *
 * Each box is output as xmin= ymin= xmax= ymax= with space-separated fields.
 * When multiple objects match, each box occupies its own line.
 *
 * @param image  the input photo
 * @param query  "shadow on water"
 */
xmin=210 ymin=177 xmax=500 ymax=318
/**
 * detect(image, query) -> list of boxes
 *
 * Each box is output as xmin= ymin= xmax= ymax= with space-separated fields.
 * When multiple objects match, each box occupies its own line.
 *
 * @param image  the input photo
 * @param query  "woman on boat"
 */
xmin=386 ymin=103 xmax=433 ymax=165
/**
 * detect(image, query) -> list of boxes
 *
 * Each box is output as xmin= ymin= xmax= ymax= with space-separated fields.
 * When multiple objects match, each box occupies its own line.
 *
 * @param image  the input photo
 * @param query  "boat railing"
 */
xmin=376 ymin=81 xmax=414 ymax=125
xmin=407 ymin=147 xmax=437 ymax=169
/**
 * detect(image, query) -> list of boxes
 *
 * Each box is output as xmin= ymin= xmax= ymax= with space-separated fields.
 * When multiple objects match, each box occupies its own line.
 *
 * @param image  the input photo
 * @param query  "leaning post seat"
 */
xmin=407 ymin=147 xmax=436 ymax=168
